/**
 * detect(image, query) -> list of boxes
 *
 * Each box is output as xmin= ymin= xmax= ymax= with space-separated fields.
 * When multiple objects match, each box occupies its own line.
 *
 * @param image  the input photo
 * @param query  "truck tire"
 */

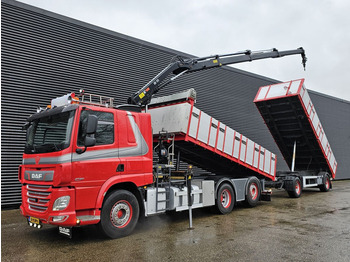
xmin=319 ymin=174 xmax=331 ymax=192
xmin=215 ymin=183 xmax=235 ymax=214
xmin=99 ymin=190 xmax=139 ymax=238
xmin=244 ymin=177 xmax=261 ymax=207
xmin=287 ymin=177 xmax=302 ymax=198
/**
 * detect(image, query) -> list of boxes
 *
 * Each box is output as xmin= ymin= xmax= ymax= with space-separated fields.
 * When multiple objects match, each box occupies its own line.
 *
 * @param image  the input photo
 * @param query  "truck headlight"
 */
xmin=52 ymin=196 xmax=70 ymax=211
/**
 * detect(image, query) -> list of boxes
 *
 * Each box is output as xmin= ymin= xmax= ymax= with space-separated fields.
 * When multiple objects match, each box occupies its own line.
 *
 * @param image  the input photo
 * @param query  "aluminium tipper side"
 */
xmin=254 ymin=79 xmax=337 ymax=178
xmin=148 ymin=100 xmax=276 ymax=181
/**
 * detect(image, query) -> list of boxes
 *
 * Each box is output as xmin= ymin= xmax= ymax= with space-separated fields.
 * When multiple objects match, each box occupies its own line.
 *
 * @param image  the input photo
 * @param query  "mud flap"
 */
xmin=58 ymin=226 xmax=72 ymax=239
xmin=260 ymin=190 xmax=272 ymax=201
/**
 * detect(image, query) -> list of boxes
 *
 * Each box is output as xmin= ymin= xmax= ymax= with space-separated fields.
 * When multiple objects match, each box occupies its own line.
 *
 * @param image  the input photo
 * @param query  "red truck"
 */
xmin=19 ymin=47 xmax=316 ymax=238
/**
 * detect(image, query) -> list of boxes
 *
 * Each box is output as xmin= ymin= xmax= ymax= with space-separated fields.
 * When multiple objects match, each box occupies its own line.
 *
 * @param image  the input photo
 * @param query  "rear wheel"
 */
xmin=99 ymin=190 xmax=139 ymax=238
xmin=319 ymin=175 xmax=331 ymax=192
xmin=244 ymin=177 xmax=261 ymax=207
xmin=215 ymin=183 xmax=235 ymax=214
xmin=287 ymin=177 xmax=302 ymax=198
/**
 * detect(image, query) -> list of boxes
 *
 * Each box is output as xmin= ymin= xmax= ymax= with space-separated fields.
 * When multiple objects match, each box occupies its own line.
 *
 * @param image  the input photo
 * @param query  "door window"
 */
xmin=78 ymin=110 xmax=114 ymax=146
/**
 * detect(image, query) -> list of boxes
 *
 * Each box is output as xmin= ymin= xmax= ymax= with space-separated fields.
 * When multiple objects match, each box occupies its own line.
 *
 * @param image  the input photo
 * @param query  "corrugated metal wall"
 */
xmin=2 ymin=0 xmax=349 ymax=207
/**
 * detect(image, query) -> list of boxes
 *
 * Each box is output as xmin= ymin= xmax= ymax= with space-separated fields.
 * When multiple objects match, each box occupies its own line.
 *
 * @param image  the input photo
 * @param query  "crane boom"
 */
xmin=128 ymin=47 xmax=307 ymax=106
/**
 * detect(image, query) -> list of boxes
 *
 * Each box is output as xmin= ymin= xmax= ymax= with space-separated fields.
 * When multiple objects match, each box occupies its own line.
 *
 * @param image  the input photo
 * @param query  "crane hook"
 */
xmin=299 ymin=47 xmax=307 ymax=71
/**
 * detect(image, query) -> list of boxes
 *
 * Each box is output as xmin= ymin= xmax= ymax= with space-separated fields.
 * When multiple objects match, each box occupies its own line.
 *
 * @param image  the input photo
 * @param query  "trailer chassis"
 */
xmin=265 ymin=170 xmax=332 ymax=198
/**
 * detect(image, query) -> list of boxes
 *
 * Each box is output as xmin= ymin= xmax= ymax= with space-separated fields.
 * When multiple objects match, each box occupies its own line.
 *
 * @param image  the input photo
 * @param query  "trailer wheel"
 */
xmin=216 ymin=183 xmax=235 ymax=214
xmin=245 ymin=178 xmax=261 ymax=207
xmin=319 ymin=175 xmax=331 ymax=192
xmin=287 ymin=177 xmax=302 ymax=198
xmin=99 ymin=190 xmax=139 ymax=238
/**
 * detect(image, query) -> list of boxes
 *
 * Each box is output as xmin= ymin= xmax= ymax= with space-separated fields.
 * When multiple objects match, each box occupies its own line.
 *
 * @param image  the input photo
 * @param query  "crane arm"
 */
xmin=128 ymin=47 xmax=306 ymax=106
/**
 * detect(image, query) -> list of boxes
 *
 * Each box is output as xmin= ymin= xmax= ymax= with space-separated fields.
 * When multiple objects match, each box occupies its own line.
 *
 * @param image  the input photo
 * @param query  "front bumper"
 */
xmin=20 ymin=184 xmax=78 ymax=226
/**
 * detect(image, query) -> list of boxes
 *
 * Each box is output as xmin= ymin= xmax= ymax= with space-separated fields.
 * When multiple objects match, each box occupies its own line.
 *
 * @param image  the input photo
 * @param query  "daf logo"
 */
xmin=32 ymin=173 xmax=43 ymax=179
xmin=25 ymin=171 xmax=54 ymax=181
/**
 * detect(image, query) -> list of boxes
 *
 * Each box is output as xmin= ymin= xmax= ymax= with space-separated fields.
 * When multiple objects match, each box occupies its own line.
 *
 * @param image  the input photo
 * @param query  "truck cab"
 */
xmin=19 ymin=93 xmax=153 ymax=230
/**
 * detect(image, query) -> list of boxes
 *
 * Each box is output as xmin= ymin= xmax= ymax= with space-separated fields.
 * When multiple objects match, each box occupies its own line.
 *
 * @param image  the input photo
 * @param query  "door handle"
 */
xmin=116 ymin=164 xmax=124 ymax=172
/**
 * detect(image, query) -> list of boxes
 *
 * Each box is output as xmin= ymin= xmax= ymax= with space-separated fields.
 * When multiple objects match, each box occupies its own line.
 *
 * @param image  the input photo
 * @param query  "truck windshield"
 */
xmin=25 ymin=111 xmax=76 ymax=154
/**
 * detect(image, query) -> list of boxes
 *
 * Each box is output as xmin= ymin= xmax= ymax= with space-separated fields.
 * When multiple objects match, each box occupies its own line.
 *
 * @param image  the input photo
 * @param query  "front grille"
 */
xmin=26 ymin=184 xmax=52 ymax=213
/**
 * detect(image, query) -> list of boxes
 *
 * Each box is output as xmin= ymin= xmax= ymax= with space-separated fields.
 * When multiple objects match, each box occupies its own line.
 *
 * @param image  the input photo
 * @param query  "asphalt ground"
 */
xmin=1 ymin=180 xmax=350 ymax=262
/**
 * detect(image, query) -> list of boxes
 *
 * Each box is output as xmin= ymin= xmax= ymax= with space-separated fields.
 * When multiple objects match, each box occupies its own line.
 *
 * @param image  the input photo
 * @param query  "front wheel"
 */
xmin=99 ymin=190 xmax=139 ymax=238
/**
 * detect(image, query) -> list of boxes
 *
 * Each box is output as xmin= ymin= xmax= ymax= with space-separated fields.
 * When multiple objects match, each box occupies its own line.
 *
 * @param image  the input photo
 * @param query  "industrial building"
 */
xmin=2 ymin=0 xmax=349 ymax=208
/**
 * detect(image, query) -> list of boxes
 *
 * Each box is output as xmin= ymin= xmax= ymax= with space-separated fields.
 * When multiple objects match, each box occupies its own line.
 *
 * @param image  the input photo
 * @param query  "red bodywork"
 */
xmin=19 ymin=105 xmax=153 ymax=227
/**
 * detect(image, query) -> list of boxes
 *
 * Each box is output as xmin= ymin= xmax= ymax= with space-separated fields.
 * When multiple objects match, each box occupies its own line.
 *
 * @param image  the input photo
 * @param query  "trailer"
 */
xmin=18 ymin=47 xmax=308 ymax=238
xmin=254 ymin=79 xmax=337 ymax=197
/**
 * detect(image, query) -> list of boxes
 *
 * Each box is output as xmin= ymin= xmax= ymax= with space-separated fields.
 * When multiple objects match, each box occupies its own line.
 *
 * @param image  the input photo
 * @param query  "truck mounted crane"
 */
xmin=128 ymin=47 xmax=307 ymax=106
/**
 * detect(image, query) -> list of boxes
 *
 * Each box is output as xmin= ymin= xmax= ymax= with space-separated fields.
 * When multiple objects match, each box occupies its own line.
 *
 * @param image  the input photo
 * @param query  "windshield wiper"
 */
xmin=25 ymin=142 xmax=66 ymax=154
xmin=35 ymin=143 xmax=61 ymax=152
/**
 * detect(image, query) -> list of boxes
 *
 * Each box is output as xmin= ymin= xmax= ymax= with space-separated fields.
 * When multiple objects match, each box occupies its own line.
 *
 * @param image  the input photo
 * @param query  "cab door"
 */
xmin=71 ymin=107 xmax=119 ymax=211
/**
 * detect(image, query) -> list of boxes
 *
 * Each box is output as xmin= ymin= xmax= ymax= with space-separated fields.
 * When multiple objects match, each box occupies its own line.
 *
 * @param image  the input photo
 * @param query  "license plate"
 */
xmin=29 ymin=216 xmax=40 ymax=224
xmin=28 ymin=217 xmax=42 ymax=228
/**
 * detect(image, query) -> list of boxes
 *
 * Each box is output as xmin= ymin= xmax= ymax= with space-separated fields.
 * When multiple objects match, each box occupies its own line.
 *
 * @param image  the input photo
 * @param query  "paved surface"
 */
xmin=2 ymin=180 xmax=350 ymax=262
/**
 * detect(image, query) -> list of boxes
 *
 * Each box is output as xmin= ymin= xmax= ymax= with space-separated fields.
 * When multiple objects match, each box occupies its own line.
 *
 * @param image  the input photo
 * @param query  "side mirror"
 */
xmin=84 ymin=115 xmax=98 ymax=147
xmin=76 ymin=114 xmax=98 ymax=154
xmin=84 ymin=136 xmax=96 ymax=147
xmin=86 ymin=115 xmax=98 ymax=134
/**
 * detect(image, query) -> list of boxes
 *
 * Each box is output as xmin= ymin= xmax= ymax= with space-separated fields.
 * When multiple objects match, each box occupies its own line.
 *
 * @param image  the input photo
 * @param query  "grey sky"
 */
xmin=18 ymin=0 xmax=350 ymax=101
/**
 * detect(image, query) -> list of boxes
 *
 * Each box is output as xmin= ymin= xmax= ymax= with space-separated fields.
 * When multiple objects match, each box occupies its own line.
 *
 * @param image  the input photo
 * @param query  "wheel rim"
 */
xmin=295 ymin=180 xmax=301 ymax=195
xmin=220 ymin=189 xmax=232 ymax=209
xmin=249 ymin=183 xmax=258 ymax=200
xmin=110 ymin=200 xmax=132 ymax=228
